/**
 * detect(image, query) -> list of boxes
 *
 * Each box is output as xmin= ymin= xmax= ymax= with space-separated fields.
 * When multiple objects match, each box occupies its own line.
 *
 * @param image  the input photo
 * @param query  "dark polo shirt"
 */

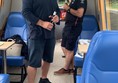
xmin=22 ymin=0 xmax=60 ymax=39
xmin=65 ymin=0 xmax=87 ymax=26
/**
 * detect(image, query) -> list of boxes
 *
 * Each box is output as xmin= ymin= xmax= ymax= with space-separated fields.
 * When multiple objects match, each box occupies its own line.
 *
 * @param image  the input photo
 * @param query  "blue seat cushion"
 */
xmin=0 ymin=74 xmax=10 ymax=83
xmin=0 ymin=56 xmax=25 ymax=66
xmin=76 ymin=75 xmax=81 ymax=83
xmin=74 ymin=56 xmax=83 ymax=67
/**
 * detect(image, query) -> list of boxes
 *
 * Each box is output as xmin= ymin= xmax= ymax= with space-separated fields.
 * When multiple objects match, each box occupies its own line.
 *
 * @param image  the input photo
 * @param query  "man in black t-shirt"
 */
xmin=54 ymin=0 xmax=87 ymax=75
xmin=22 ymin=0 xmax=60 ymax=82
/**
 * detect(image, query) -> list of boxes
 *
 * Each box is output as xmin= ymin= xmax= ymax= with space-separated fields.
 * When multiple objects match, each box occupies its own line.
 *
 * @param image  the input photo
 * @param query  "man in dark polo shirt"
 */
xmin=54 ymin=0 xmax=87 ymax=75
xmin=22 ymin=0 xmax=60 ymax=82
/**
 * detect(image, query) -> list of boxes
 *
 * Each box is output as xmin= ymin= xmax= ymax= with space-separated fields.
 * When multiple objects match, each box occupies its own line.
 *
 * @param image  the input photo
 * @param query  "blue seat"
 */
xmin=74 ymin=15 xmax=99 ymax=67
xmin=4 ymin=12 xmax=27 ymax=42
xmin=74 ymin=15 xmax=99 ymax=83
xmin=0 ymin=56 xmax=25 ymax=66
xmin=0 ymin=74 xmax=10 ymax=83
xmin=80 ymin=15 xmax=99 ymax=39
xmin=76 ymin=31 xmax=118 ymax=83
xmin=0 ymin=12 xmax=27 ymax=82
xmin=76 ymin=31 xmax=102 ymax=83
xmin=76 ymin=75 xmax=81 ymax=83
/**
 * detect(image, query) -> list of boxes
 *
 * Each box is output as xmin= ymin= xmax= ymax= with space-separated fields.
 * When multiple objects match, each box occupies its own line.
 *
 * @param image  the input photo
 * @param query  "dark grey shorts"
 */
xmin=28 ymin=37 xmax=55 ymax=68
xmin=61 ymin=25 xmax=82 ymax=51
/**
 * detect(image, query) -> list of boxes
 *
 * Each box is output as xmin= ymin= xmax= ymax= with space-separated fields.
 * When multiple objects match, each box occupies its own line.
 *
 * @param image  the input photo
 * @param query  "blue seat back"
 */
xmin=80 ymin=15 xmax=98 ymax=39
xmin=81 ymin=31 xmax=118 ymax=83
xmin=4 ymin=12 xmax=27 ymax=42
xmin=74 ymin=15 xmax=99 ymax=54
xmin=0 ymin=74 xmax=10 ymax=83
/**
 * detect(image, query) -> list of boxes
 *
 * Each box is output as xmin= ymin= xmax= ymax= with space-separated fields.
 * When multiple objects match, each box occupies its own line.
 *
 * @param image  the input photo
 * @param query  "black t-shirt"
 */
xmin=65 ymin=0 xmax=87 ymax=26
xmin=22 ymin=0 xmax=60 ymax=39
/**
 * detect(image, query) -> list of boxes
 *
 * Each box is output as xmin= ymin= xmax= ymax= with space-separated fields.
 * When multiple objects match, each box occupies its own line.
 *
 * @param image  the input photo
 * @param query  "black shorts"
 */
xmin=28 ymin=37 xmax=55 ymax=68
xmin=61 ymin=25 xmax=82 ymax=51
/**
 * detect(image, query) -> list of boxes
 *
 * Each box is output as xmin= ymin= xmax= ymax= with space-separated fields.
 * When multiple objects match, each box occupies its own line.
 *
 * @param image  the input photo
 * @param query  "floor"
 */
xmin=23 ymin=40 xmax=74 ymax=83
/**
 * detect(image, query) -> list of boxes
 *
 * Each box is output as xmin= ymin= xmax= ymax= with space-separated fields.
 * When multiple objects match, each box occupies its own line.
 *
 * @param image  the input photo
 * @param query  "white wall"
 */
xmin=10 ymin=0 xmax=97 ymax=16
xmin=11 ymin=0 xmax=22 ymax=12
xmin=86 ymin=0 xmax=97 ymax=16
xmin=0 ymin=0 xmax=11 ymax=29
xmin=0 ymin=0 xmax=98 ymax=29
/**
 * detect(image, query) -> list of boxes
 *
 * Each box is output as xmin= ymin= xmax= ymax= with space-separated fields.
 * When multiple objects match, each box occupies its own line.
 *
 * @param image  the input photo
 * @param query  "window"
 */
xmin=58 ymin=0 xmax=65 ymax=7
xmin=104 ymin=0 xmax=118 ymax=30
xmin=0 ymin=0 xmax=3 ymax=8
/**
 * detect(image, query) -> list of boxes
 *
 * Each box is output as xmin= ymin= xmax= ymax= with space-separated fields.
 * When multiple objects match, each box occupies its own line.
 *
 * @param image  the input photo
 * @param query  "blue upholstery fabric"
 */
xmin=1 ymin=12 xmax=28 ymax=66
xmin=76 ymin=75 xmax=81 ymax=83
xmin=77 ymin=31 xmax=118 ymax=83
xmin=0 ymin=12 xmax=28 ymax=83
xmin=0 ymin=12 xmax=27 ymax=68
xmin=80 ymin=15 xmax=98 ymax=39
xmin=4 ymin=12 xmax=27 ymax=42
xmin=74 ymin=56 xmax=83 ymax=67
xmin=0 ymin=56 xmax=25 ymax=66
xmin=74 ymin=15 xmax=99 ymax=68
xmin=0 ymin=74 xmax=10 ymax=83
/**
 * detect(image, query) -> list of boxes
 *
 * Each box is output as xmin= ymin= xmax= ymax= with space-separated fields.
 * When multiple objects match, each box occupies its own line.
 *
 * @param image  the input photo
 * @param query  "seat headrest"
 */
xmin=82 ymin=15 xmax=98 ymax=31
xmin=7 ymin=12 xmax=26 ymax=27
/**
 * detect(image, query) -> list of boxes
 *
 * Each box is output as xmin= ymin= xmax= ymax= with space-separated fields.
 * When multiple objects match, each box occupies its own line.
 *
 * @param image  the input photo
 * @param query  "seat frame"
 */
xmin=0 ymin=12 xmax=28 ymax=83
xmin=8 ymin=65 xmax=27 ymax=83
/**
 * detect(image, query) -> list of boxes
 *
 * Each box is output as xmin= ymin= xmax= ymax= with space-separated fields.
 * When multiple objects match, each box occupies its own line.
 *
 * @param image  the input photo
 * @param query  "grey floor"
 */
xmin=24 ymin=40 xmax=74 ymax=83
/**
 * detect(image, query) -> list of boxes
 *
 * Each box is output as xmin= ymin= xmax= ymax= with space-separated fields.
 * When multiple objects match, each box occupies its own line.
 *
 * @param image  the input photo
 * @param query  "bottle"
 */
xmin=51 ymin=11 xmax=57 ymax=23
xmin=53 ymin=11 xmax=57 ymax=16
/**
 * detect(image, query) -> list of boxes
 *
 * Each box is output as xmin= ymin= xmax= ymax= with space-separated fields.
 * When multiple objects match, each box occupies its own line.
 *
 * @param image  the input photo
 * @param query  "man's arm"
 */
xmin=56 ymin=2 xmax=60 ymax=24
xmin=63 ymin=5 xmax=84 ymax=18
xmin=63 ymin=0 xmax=87 ymax=18
xmin=22 ymin=0 xmax=53 ymax=30
xmin=22 ymin=0 xmax=39 ymax=25
xmin=36 ymin=20 xmax=53 ymax=31
xmin=51 ymin=1 xmax=60 ymax=24
xmin=70 ymin=8 xmax=84 ymax=18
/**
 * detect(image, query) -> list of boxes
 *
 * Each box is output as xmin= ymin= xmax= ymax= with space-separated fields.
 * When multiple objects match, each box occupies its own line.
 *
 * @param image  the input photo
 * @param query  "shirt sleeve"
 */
xmin=22 ymin=0 xmax=39 ymax=25
xmin=77 ymin=0 xmax=87 ymax=9
xmin=55 ymin=1 xmax=60 ymax=25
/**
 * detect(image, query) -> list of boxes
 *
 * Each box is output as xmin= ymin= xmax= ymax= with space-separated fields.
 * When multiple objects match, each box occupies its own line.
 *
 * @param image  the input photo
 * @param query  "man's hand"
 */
xmin=63 ymin=3 xmax=70 ymax=11
xmin=49 ymin=15 xmax=59 ymax=23
xmin=37 ymin=20 xmax=53 ymax=31
xmin=42 ymin=22 xmax=53 ymax=31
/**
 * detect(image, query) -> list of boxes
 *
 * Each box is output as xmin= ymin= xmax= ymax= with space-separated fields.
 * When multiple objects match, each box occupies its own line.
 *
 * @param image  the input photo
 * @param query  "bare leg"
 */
xmin=62 ymin=47 xmax=67 ymax=56
xmin=69 ymin=59 xmax=74 ymax=69
xmin=27 ymin=66 xmax=37 ymax=83
xmin=62 ymin=47 xmax=74 ymax=69
xmin=64 ymin=50 xmax=74 ymax=70
xmin=54 ymin=48 xmax=74 ymax=75
xmin=41 ymin=61 xmax=50 ymax=79
xmin=62 ymin=47 xmax=67 ymax=58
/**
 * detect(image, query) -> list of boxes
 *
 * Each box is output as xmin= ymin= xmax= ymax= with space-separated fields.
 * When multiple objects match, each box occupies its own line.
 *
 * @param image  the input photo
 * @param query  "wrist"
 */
xmin=37 ymin=20 xmax=44 ymax=27
xmin=67 ymin=7 xmax=71 ymax=13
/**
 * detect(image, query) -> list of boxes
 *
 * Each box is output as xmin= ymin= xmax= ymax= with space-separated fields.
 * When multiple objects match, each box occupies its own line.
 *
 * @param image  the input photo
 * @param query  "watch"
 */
xmin=67 ymin=8 xmax=71 ymax=13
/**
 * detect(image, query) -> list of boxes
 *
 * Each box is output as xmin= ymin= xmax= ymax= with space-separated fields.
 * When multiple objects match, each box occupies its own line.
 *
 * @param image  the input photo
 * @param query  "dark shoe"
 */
xmin=39 ymin=78 xmax=51 ymax=83
xmin=62 ymin=55 xmax=66 ymax=58
xmin=54 ymin=68 xmax=70 ymax=75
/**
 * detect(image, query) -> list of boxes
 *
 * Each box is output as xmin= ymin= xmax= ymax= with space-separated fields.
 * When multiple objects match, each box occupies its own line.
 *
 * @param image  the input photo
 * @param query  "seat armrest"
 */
xmin=76 ymin=75 xmax=81 ymax=83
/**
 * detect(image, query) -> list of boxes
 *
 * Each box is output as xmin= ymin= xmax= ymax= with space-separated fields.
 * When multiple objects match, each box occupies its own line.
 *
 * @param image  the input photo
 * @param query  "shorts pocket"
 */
xmin=29 ymin=26 xmax=42 ymax=40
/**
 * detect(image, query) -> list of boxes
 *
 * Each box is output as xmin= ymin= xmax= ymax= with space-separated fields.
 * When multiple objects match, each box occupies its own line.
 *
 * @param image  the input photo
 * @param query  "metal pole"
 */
xmin=3 ymin=50 xmax=7 ymax=74
xmin=104 ymin=0 xmax=109 ymax=30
